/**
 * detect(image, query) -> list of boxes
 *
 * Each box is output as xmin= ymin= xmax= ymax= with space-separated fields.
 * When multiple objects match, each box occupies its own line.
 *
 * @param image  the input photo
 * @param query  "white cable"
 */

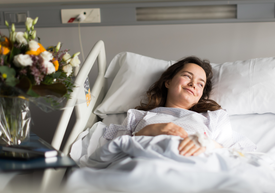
xmin=78 ymin=22 xmax=85 ymax=63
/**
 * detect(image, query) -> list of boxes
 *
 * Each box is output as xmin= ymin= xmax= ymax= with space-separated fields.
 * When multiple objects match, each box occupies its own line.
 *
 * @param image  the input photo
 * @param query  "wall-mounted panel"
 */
xmin=0 ymin=1 xmax=275 ymax=28
xmin=238 ymin=3 xmax=275 ymax=19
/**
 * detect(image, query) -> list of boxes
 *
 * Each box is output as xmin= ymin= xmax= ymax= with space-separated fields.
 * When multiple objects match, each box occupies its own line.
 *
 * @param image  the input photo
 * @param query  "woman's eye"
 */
xmin=183 ymin=74 xmax=191 ymax=79
xmin=199 ymin=83 xmax=204 ymax=87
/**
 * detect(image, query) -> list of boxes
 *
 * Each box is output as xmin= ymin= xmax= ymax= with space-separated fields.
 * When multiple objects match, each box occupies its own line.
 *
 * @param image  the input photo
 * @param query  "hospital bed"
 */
xmin=45 ymin=40 xmax=275 ymax=192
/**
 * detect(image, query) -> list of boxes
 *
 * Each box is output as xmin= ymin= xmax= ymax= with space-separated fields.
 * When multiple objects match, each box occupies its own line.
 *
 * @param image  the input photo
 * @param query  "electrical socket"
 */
xmin=61 ymin=8 xmax=101 ymax=24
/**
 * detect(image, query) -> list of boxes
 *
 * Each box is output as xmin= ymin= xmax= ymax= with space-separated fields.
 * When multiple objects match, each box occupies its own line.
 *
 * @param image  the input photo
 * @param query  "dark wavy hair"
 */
xmin=135 ymin=56 xmax=221 ymax=113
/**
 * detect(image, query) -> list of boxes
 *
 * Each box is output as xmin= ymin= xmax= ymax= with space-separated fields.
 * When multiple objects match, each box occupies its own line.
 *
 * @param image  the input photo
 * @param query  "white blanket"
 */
xmin=66 ymin=122 xmax=275 ymax=193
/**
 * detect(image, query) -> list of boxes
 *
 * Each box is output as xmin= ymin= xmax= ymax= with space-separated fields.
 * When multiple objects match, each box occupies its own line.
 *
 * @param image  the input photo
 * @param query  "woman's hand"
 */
xmin=178 ymin=136 xmax=206 ymax=156
xmin=135 ymin=122 xmax=188 ymax=139
xmin=178 ymin=136 xmax=223 ymax=156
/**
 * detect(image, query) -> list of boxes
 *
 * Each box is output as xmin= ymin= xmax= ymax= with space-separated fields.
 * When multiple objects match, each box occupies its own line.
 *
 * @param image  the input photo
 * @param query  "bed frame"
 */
xmin=41 ymin=40 xmax=107 ymax=191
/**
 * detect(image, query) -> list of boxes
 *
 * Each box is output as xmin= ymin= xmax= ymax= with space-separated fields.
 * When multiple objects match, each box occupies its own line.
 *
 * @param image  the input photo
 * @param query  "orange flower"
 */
xmin=0 ymin=37 xmax=11 ymax=55
xmin=25 ymin=43 xmax=46 ymax=56
xmin=25 ymin=50 xmax=38 ymax=55
xmin=1 ymin=37 xmax=11 ymax=47
xmin=39 ymin=43 xmax=46 ymax=52
xmin=52 ymin=58 xmax=59 ymax=71
xmin=0 ymin=45 xmax=10 ymax=55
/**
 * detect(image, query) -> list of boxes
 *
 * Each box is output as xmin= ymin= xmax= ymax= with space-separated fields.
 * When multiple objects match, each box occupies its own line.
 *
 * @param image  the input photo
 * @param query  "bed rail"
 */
xmin=40 ymin=40 xmax=107 ymax=192
xmin=51 ymin=40 xmax=106 ymax=153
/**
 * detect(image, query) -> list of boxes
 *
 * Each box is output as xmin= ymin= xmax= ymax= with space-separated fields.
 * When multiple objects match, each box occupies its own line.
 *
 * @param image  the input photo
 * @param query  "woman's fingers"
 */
xmin=136 ymin=122 xmax=188 ymax=139
xmin=178 ymin=137 xmax=191 ymax=150
xmin=184 ymin=145 xmax=200 ymax=157
xmin=163 ymin=122 xmax=188 ymax=138
xmin=178 ymin=138 xmax=196 ymax=155
xmin=193 ymin=147 xmax=206 ymax=156
xmin=178 ymin=137 xmax=207 ymax=156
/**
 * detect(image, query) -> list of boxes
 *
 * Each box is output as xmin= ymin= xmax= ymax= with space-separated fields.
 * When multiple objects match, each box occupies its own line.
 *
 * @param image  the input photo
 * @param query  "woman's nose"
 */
xmin=188 ymin=80 xmax=195 ymax=88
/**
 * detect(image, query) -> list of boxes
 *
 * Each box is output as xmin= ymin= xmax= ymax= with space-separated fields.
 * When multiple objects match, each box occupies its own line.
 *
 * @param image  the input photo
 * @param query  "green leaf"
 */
xmin=0 ymin=66 xmax=18 ymax=86
xmin=42 ymin=75 xmax=54 ymax=85
xmin=27 ymin=89 xmax=40 ymax=97
xmin=0 ymin=66 xmax=16 ymax=76
xmin=4 ymin=54 xmax=9 ymax=65
xmin=32 ymin=83 xmax=67 ymax=97
xmin=8 ymin=46 xmax=21 ymax=63
xmin=52 ymin=71 xmax=62 ymax=78
xmin=5 ymin=76 xmax=18 ymax=87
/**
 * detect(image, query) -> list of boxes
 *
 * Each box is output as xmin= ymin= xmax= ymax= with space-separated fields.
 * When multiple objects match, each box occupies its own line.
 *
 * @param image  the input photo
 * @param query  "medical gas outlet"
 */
xmin=61 ymin=9 xmax=101 ymax=24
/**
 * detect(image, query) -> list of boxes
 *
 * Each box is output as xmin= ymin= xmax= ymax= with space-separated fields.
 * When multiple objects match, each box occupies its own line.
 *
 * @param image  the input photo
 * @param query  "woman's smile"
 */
xmin=183 ymin=88 xmax=194 ymax=95
xmin=165 ymin=63 xmax=206 ymax=109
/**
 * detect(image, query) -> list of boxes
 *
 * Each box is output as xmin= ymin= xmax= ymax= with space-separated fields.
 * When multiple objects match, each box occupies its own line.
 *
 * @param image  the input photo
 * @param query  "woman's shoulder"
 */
xmin=127 ymin=108 xmax=147 ymax=114
xmin=206 ymin=108 xmax=228 ymax=114
xmin=202 ymin=108 xmax=229 ymax=120
xmin=132 ymin=107 xmax=228 ymax=117
xmin=149 ymin=107 xmax=198 ymax=118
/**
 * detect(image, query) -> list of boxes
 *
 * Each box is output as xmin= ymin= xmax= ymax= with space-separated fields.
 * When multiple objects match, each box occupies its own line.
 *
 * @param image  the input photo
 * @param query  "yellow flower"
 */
xmin=2 ymin=73 xmax=7 ymax=79
xmin=0 ymin=37 xmax=11 ymax=55
xmin=25 ymin=43 xmax=46 ymax=56
xmin=52 ymin=58 xmax=59 ymax=71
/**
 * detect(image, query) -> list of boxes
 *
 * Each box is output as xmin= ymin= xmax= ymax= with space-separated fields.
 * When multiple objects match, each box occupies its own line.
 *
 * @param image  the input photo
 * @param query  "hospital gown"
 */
xmin=103 ymin=107 xmax=256 ymax=151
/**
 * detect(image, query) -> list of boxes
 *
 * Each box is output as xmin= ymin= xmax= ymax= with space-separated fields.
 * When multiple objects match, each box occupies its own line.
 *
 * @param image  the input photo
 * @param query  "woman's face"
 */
xmin=165 ymin=63 xmax=206 ymax=109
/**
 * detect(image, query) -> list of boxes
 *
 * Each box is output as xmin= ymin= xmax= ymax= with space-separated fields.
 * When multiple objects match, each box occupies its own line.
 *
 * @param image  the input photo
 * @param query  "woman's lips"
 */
xmin=183 ymin=88 xmax=194 ymax=95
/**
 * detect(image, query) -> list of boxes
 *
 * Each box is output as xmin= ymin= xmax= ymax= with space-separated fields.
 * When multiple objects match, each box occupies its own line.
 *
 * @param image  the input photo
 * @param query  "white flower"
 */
xmin=29 ymin=40 xmax=40 ymax=51
xmin=70 ymin=55 xmax=81 ymax=67
xmin=33 ymin=17 xmax=39 ymax=25
xmin=43 ymin=61 xmax=55 ymax=74
xmin=31 ymin=30 xmax=36 ymax=39
xmin=40 ymin=51 xmax=53 ymax=62
xmin=56 ymin=42 xmax=61 ymax=52
xmin=13 ymin=54 xmax=33 ymax=67
xmin=72 ymin=52 xmax=80 ymax=57
xmin=15 ymin=32 xmax=27 ymax=45
xmin=63 ymin=65 xmax=73 ymax=77
xmin=62 ymin=52 xmax=71 ymax=63
xmin=25 ymin=17 xmax=33 ymax=29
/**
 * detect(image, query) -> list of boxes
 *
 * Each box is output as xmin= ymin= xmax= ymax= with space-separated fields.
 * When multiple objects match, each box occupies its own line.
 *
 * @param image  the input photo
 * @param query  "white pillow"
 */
xmin=94 ymin=52 xmax=173 ymax=118
xmin=210 ymin=57 xmax=275 ymax=115
xmin=95 ymin=52 xmax=275 ymax=117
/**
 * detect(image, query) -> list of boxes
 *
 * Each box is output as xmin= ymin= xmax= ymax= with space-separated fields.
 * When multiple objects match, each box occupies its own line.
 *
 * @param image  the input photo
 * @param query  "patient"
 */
xmin=103 ymin=56 xmax=256 ymax=156
xmin=134 ymin=56 xmax=222 ymax=156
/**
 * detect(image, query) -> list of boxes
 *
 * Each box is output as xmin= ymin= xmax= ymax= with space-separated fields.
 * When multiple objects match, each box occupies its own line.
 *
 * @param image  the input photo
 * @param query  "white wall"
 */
xmin=3 ymin=21 xmax=275 ymax=143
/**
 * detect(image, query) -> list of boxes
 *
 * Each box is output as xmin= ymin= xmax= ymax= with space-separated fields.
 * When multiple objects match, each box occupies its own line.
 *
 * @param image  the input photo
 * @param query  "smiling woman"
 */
xmin=102 ymin=56 xmax=256 ymax=158
xmin=136 ymin=56 xmax=221 ymax=112
xmin=165 ymin=63 xmax=207 ymax=109
xmin=132 ymin=56 xmax=227 ymax=156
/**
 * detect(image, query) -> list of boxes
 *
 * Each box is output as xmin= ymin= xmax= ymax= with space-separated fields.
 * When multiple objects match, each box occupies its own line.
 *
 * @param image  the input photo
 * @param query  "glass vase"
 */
xmin=0 ymin=97 xmax=31 ymax=145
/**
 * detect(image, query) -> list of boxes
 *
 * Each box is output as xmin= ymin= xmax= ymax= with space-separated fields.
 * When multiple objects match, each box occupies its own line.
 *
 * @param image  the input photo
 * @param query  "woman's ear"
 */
xmin=165 ymin=80 xmax=170 ymax=88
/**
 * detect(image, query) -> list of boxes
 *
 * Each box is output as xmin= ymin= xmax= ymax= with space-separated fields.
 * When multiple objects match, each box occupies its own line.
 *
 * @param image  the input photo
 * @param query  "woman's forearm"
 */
xmin=134 ymin=123 xmax=188 ymax=138
xmin=136 ymin=125 xmax=223 ymax=149
xmin=212 ymin=140 xmax=223 ymax=148
xmin=134 ymin=125 xmax=151 ymax=136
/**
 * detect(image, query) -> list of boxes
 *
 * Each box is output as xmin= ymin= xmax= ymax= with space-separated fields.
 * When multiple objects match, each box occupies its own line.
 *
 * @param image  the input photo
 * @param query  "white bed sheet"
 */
xmin=66 ymin=113 xmax=275 ymax=193
xmin=68 ymin=121 xmax=275 ymax=193
xmin=229 ymin=113 xmax=275 ymax=153
xmin=102 ymin=113 xmax=127 ymax=126
xmin=102 ymin=113 xmax=275 ymax=154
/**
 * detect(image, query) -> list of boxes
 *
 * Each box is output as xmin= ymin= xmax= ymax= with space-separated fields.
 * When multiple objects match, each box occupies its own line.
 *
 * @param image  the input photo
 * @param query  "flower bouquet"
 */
xmin=0 ymin=17 xmax=81 ymax=145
